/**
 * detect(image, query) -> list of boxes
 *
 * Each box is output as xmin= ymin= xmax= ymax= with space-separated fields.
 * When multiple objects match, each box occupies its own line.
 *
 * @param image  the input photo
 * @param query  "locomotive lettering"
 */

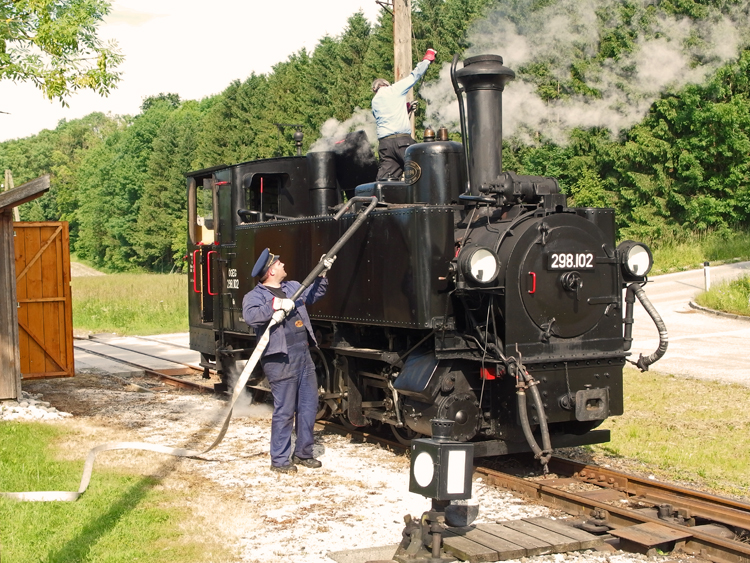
xmin=548 ymin=252 xmax=595 ymax=270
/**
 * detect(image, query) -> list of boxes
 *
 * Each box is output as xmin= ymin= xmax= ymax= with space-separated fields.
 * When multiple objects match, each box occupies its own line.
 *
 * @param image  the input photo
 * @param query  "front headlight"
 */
xmin=618 ymin=241 xmax=653 ymax=280
xmin=459 ymin=246 xmax=499 ymax=285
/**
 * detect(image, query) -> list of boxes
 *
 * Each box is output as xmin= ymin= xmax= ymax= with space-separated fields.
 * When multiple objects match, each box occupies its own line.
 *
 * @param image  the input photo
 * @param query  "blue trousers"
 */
xmin=264 ymin=342 xmax=318 ymax=467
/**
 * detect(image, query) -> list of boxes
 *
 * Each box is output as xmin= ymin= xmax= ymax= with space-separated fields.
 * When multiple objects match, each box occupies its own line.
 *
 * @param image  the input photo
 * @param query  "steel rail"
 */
xmin=548 ymin=457 xmax=750 ymax=532
xmin=72 ymin=343 xmax=212 ymax=393
xmin=131 ymin=334 xmax=193 ymax=350
xmin=74 ymin=336 xmax=202 ymax=372
xmin=476 ymin=465 xmax=750 ymax=563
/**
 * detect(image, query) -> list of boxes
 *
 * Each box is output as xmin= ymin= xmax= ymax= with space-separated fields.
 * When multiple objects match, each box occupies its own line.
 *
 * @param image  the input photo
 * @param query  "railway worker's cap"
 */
xmin=252 ymin=248 xmax=279 ymax=279
xmin=372 ymin=78 xmax=390 ymax=93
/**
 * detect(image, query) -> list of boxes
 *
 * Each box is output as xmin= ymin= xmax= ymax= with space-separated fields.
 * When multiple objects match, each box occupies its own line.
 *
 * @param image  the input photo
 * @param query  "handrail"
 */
xmin=206 ymin=250 xmax=218 ymax=296
xmin=192 ymin=250 xmax=201 ymax=293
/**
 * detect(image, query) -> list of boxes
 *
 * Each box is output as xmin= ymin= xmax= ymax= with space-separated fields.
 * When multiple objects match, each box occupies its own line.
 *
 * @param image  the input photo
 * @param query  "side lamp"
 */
xmin=394 ymin=419 xmax=477 ymax=563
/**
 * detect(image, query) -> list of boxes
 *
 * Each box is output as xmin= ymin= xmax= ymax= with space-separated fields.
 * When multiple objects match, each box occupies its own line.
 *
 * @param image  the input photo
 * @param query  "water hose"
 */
xmin=2 ymin=196 xmax=378 ymax=502
xmin=515 ymin=364 xmax=552 ymax=470
xmin=623 ymin=282 xmax=668 ymax=371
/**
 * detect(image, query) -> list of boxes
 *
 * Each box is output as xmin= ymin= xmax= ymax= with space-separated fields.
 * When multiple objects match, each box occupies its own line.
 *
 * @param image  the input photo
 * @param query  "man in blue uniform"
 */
xmin=371 ymin=48 xmax=436 ymax=180
xmin=242 ymin=249 xmax=333 ymax=473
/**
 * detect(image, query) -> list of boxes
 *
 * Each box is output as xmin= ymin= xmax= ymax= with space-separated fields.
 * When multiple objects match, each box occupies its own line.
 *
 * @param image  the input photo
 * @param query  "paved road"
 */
xmin=629 ymin=261 xmax=750 ymax=386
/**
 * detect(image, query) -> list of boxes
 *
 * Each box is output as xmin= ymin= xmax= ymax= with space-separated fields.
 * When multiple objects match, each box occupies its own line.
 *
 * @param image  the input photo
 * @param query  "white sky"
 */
xmin=0 ymin=0 xmax=384 ymax=143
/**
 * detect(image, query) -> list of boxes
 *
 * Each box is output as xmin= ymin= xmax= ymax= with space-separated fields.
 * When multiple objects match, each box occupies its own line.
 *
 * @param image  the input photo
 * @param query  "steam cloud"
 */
xmin=421 ymin=0 xmax=750 ymax=145
xmin=309 ymin=107 xmax=377 ymax=153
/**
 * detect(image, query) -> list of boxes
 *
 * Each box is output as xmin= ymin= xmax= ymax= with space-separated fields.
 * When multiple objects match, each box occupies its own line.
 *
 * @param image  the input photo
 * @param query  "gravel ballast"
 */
xmin=5 ymin=373 xmax=702 ymax=563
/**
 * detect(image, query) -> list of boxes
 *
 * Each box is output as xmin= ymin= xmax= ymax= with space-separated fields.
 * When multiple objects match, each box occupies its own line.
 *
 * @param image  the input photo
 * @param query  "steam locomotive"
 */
xmin=186 ymin=54 xmax=666 ymax=462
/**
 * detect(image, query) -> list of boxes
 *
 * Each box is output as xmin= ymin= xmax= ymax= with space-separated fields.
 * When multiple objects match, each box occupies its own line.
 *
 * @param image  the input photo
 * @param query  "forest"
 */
xmin=1 ymin=0 xmax=749 ymax=273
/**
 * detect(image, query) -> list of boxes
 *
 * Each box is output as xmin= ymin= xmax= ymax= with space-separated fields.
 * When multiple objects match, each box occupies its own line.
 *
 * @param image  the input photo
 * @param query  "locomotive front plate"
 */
xmin=546 ymin=251 xmax=596 ymax=270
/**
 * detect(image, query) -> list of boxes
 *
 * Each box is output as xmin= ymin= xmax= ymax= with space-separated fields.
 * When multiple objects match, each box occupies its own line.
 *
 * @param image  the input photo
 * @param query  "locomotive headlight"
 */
xmin=460 ymin=246 xmax=499 ymax=285
xmin=618 ymin=240 xmax=653 ymax=280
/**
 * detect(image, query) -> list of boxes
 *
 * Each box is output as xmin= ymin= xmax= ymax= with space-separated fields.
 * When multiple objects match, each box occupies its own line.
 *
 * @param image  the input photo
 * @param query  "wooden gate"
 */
xmin=14 ymin=222 xmax=74 ymax=379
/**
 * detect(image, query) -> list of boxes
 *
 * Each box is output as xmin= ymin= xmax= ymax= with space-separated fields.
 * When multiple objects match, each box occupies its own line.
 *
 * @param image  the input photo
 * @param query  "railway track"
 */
xmin=72 ymin=336 xmax=214 ymax=393
xmin=478 ymin=457 xmax=750 ymax=563
xmin=69 ymin=344 xmax=750 ymax=563
xmin=319 ymin=420 xmax=750 ymax=563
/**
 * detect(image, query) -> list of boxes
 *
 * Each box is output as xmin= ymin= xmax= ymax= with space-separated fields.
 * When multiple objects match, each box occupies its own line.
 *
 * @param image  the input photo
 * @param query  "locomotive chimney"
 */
xmin=454 ymin=55 xmax=515 ymax=196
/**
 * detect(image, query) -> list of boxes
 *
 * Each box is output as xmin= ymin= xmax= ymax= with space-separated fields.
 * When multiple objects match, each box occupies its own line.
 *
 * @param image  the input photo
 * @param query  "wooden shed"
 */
xmin=1 ymin=176 xmax=74 ymax=401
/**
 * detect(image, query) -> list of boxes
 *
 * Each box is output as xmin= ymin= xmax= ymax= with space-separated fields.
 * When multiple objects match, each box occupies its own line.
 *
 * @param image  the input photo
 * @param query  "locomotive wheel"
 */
xmin=390 ymin=424 xmax=420 ymax=446
xmin=337 ymin=413 xmax=365 ymax=431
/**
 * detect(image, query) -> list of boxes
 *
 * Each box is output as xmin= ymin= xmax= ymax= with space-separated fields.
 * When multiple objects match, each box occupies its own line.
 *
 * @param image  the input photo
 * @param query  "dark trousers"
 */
xmin=377 ymin=134 xmax=416 ymax=180
xmin=265 ymin=342 xmax=318 ymax=467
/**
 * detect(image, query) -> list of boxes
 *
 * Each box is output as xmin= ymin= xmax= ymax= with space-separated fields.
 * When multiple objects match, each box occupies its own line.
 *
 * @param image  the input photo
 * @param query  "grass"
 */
xmin=72 ymin=274 xmax=188 ymax=335
xmin=594 ymin=368 xmax=750 ymax=498
xmin=0 ymin=422 xmax=232 ymax=563
xmin=695 ymin=275 xmax=750 ymax=316
xmin=648 ymin=229 xmax=750 ymax=274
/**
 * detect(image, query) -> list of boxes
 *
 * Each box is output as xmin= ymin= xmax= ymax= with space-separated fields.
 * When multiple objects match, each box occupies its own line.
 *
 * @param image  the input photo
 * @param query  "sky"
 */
xmin=0 ymin=0 xmax=384 ymax=143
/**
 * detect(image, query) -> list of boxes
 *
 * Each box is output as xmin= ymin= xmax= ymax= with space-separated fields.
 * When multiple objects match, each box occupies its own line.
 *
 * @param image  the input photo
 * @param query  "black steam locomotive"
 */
xmin=186 ymin=54 xmax=666 ymax=462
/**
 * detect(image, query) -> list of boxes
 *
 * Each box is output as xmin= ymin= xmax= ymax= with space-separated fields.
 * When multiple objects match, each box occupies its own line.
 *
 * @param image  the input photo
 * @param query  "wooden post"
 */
xmin=393 ymin=0 xmax=415 ymax=138
xmin=0 ymin=209 xmax=22 ymax=400
xmin=0 ymin=175 xmax=50 ymax=400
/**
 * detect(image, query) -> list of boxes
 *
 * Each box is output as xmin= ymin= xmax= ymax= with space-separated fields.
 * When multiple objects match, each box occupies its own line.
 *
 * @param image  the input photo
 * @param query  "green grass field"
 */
xmin=649 ymin=230 xmax=750 ymax=274
xmin=0 ymin=422 xmax=232 ymax=563
xmin=695 ymin=275 xmax=750 ymax=317
xmin=72 ymin=274 xmax=188 ymax=335
xmin=594 ymin=368 xmax=750 ymax=497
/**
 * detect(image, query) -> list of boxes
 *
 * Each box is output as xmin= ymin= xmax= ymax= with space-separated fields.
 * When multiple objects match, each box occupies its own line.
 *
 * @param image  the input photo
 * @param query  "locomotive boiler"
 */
xmin=186 ymin=54 xmax=667 ymax=464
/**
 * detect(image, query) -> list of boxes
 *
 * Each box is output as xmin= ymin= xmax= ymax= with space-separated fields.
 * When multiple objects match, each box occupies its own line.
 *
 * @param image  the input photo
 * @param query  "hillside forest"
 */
xmin=1 ymin=0 xmax=749 ymax=273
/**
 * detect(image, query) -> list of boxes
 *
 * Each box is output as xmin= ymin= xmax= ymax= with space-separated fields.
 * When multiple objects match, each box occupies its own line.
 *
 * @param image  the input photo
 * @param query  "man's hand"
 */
xmin=272 ymin=297 xmax=295 ymax=313
xmin=423 ymin=48 xmax=436 ymax=62
xmin=407 ymin=101 xmax=419 ymax=115
xmin=319 ymin=254 xmax=337 ymax=277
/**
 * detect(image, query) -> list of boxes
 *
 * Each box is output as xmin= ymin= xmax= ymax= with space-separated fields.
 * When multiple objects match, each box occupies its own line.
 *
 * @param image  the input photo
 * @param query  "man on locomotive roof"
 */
xmin=242 ymin=248 xmax=334 ymax=473
xmin=371 ymin=48 xmax=436 ymax=181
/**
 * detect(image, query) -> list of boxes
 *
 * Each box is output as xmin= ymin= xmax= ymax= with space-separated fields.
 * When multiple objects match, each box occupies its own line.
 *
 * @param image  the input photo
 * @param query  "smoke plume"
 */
xmin=309 ymin=107 xmax=377 ymax=154
xmin=421 ymin=0 xmax=750 ymax=145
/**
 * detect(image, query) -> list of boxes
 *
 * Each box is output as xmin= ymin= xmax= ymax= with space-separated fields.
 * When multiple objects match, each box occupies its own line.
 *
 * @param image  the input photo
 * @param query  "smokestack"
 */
xmin=454 ymin=55 xmax=515 ymax=195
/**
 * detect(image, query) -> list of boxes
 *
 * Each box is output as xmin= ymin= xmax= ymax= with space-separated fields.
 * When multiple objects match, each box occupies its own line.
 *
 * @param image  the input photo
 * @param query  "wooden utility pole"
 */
xmin=0 ymin=175 xmax=50 ymax=400
xmin=393 ymin=0 xmax=415 ymax=137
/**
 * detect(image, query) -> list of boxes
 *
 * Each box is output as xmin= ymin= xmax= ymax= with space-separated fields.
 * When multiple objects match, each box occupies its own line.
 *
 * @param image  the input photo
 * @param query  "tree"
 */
xmin=133 ymin=100 xmax=205 ymax=271
xmin=0 ymin=0 xmax=123 ymax=105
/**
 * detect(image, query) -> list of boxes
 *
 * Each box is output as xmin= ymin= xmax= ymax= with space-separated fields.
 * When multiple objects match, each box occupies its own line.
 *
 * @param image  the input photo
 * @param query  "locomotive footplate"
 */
xmin=472 ymin=429 xmax=611 ymax=458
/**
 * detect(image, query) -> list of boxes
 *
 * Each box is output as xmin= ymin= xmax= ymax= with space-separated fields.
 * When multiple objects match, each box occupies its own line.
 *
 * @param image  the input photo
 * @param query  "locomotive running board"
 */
xmin=472 ymin=430 xmax=611 ymax=458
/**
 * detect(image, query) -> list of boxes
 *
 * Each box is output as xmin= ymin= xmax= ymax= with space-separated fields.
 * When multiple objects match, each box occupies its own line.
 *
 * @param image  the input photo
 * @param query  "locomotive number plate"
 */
xmin=547 ymin=251 xmax=595 ymax=270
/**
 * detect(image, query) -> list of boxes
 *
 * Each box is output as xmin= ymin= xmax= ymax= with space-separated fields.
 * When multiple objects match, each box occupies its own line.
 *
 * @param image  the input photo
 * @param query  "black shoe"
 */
xmin=270 ymin=463 xmax=297 ymax=473
xmin=292 ymin=455 xmax=322 ymax=468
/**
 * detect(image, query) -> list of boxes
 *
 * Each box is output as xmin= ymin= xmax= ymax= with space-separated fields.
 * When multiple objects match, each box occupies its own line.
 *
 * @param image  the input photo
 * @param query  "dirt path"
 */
xmin=70 ymin=261 xmax=105 ymax=277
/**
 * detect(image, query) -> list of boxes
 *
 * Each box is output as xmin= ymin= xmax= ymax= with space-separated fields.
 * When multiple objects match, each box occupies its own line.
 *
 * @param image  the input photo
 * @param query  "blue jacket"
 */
xmin=372 ymin=59 xmax=431 ymax=139
xmin=242 ymin=277 xmax=328 ymax=357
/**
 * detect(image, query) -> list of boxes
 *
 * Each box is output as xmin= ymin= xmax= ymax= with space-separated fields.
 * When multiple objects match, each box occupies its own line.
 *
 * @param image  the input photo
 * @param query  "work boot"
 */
xmin=292 ymin=455 xmax=322 ymax=468
xmin=270 ymin=463 xmax=297 ymax=473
